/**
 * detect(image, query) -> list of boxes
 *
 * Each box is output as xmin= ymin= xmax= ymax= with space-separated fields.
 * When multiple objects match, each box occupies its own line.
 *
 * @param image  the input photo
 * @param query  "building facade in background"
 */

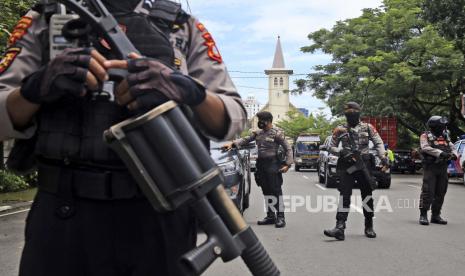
xmin=298 ymin=108 xmax=309 ymax=117
xmin=244 ymin=94 xmax=262 ymax=120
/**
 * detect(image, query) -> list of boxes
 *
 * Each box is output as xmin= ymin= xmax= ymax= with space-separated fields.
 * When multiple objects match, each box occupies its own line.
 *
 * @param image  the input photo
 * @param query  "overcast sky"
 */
xmin=182 ymin=0 xmax=383 ymax=115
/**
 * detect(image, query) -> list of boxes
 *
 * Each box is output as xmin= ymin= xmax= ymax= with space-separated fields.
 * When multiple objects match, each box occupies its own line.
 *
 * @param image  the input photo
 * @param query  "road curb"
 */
xmin=0 ymin=201 xmax=32 ymax=215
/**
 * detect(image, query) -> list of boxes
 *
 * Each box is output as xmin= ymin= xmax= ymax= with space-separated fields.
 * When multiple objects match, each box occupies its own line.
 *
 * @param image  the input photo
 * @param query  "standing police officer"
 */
xmin=223 ymin=111 xmax=293 ymax=228
xmin=419 ymin=116 xmax=457 ymax=226
xmin=324 ymin=102 xmax=387 ymax=240
xmin=0 ymin=1 xmax=246 ymax=275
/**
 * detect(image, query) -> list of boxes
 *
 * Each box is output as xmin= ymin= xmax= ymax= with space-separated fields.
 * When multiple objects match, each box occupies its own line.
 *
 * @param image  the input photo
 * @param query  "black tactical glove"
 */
xmin=450 ymin=154 xmax=458 ymax=161
xmin=340 ymin=148 xmax=352 ymax=158
xmin=381 ymin=157 xmax=390 ymax=167
xmin=20 ymin=48 xmax=92 ymax=104
xmin=126 ymin=58 xmax=206 ymax=111
xmin=439 ymin=152 xmax=452 ymax=160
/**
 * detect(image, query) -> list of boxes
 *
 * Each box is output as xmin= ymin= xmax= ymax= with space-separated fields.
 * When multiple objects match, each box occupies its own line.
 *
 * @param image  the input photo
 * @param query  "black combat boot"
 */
xmin=257 ymin=213 xmax=276 ymax=225
xmin=431 ymin=214 xmax=448 ymax=225
xmin=419 ymin=209 xmax=429 ymax=226
xmin=364 ymin=218 xmax=377 ymax=238
xmin=324 ymin=220 xmax=345 ymax=241
xmin=275 ymin=213 xmax=286 ymax=228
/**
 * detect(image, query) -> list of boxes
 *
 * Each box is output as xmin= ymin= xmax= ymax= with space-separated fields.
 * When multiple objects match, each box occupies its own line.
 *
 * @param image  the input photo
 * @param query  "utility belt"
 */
xmin=37 ymin=158 xmax=142 ymax=200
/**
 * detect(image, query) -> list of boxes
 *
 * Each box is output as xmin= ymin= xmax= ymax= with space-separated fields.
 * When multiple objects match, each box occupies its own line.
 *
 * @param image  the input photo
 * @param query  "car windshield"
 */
xmin=296 ymin=142 xmax=319 ymax=152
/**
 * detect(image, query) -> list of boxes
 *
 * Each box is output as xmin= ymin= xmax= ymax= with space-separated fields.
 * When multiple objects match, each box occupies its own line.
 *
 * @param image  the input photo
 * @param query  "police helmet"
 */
xmin=257 ymin=111 xmax=273 ymax=122
xmin=427 ymin=116 xmax=448 ymax=135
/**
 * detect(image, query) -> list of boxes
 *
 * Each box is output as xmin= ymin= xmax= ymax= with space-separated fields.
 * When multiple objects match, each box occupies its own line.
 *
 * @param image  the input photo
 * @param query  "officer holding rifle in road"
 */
xmin=418 ymin=116 xmax=457 ymax=226
xmin=324 ymin=102 xmax=388 ymax=241
xmin=0 ymin=0 xmax=246 ymax=275
xmin=223 ymin=111 xmax=293 ymax=228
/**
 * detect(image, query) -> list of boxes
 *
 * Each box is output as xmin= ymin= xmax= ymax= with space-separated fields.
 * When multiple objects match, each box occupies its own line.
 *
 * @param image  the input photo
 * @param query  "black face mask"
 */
xmin=345 ymin=112 xmax=360 ymax=127
xmin=258 ymin=121 xmax=267 ymax=129
xmin=431 ymin=126 xmax=446 ymax=137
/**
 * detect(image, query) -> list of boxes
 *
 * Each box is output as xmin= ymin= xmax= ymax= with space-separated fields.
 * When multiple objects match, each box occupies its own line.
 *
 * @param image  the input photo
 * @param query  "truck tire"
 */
xmin=295 ymin=165 xmax=300 ymax=172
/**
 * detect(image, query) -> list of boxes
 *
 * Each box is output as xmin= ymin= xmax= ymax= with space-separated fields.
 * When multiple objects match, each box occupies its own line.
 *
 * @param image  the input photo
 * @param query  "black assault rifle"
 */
xmin=342 ymin=129 xmax=377 ymax=191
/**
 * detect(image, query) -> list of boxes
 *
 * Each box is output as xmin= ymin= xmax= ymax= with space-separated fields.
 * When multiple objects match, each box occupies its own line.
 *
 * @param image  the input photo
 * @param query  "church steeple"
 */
xmin=264 ymin=36 xmax=293 ymax=122
xmin=272 ymin=36 xmax=285 ymax=69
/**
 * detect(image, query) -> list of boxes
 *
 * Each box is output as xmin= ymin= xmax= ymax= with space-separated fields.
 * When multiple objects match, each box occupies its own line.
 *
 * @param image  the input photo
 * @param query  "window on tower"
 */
xmin=279 ymin=77 xmax=284 ymax=87
xmin=274 ymin=78 xmax=278 ymax=86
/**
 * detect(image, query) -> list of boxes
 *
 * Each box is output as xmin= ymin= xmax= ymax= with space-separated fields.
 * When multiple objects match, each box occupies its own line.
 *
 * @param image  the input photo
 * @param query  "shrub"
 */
xmin=0 ymin=170 xmax=29 ymax=193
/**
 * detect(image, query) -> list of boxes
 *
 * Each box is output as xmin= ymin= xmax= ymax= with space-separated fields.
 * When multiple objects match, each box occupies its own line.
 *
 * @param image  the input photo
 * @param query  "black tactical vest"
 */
xmin=35 ymin=4 xmax=182 ymax=167
xmin=422 ymin=131 xmax=451 ymax=164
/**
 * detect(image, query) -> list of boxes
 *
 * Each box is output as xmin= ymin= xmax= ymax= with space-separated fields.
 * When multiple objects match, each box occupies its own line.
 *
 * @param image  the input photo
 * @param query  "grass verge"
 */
xmin=0 ymin=188 xmax=37 ymax=204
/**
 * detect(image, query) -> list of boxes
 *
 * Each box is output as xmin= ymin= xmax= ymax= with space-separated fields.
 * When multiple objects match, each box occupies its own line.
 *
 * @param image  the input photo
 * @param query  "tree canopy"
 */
xmin=276 ymin=110 xmax=343 ymax=142
xmin=296 ymin=0 xmax=465 ymax=144
xmin=0 ymin=0 xmax=36 ymax=54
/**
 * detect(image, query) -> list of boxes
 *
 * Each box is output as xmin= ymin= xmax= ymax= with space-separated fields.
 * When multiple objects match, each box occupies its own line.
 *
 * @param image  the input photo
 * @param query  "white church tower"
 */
xmin=250 ymin=36 xmax=294 ymax=129
xmin=264 ymin=36 xmax=293 ymax=122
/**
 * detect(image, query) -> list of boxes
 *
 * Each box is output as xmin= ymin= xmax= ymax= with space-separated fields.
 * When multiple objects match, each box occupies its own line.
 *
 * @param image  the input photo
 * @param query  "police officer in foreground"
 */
xmin=223 ymin=111 xmax=293 ymax=228
xmin=419 ymin=116 xmax=457 ymax=226
xmin=0 ymin=0 xmax=246 ymax=275
xmin=324 ymin=102 xmax=387 ymax=240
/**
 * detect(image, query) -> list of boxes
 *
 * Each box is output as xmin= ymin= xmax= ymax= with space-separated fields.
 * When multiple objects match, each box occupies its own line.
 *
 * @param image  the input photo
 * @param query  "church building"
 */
xmin=251 ymin=36 xmax=295 ymax=128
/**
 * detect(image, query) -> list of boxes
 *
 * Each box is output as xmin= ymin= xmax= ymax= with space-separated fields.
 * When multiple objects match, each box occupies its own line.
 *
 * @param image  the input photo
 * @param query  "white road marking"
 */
xmin=302 ymin=175 xmax=309 ymax=180
xmin=315 ymin=184 xmax=327 ymax=191
xmin=408 ymin=185 xmax=420 ymax=189
xmin=0 ymin=206 xmax=12 ymax=212
xmin=350 ymin=204 xmax=364 ymax=214
xmin=0 ymin=208 xmax=30 ymax=218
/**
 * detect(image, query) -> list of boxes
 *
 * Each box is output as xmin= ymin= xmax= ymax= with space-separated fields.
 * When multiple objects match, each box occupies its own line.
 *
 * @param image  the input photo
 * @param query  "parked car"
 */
xmin=294 ymin=134 xmax=321 ymax=171
xmin=392 ymin=149 xmax=416 ymax=174
xmin=248 ymin=141 xmax=258 ymax=172
xmin=317 ymin=137 xmax=391 ymax=188
xmin=210 ymin=141 xmax=252 ymax=213
xmin=450 ymin=138 xmax=465 ymax=182
xmin=317 ymin=137 xmax=339 ymax=188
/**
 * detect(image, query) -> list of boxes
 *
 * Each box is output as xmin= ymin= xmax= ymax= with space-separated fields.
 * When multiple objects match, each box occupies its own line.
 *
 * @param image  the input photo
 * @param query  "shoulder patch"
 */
xmin=196 ymin=22 xmax=223 ymax=64
xmin=7 ymin=16 xmax=33 ymax=47
xmin=0 ymin=47 xmax=22 ymax=74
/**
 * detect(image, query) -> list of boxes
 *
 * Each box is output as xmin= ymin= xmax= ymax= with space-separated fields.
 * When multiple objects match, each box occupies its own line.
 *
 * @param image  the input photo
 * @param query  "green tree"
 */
xmin=0 ymin=0 xmax=36 ymax=54
xmin=276 ymin=110 xmax=343 ymax=142
xmin=296 ymin=0 xmax=465 ymax=142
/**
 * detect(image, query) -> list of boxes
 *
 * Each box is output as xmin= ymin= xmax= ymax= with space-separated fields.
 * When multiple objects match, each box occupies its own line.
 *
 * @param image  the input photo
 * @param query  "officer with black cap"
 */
xmin=324 ymin=102 xmax=387 ymax=240
xmin=419 ymin=116 xmax=457 ymax=225
xmin=223 ymin=111 xmax=293 ymax=228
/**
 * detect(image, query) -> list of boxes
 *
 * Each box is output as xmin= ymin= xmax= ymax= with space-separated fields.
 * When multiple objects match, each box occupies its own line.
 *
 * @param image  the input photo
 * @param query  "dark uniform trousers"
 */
xmin=19 ymin=166 xmax=196 ymax=276
xmin=336 ymin=157 xmax=375 ymax=222
xmin=420 ymin=163 xmax=449 ymax=215
xmin=255 ymin=158 xmax=284 ymax=217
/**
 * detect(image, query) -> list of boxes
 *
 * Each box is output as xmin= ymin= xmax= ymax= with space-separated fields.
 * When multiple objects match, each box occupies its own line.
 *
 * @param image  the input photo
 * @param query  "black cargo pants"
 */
xmin=336 ymin=156 xmax=375 ymax=222
xmin=420 ymin=163 xmax=449 ymax=215
xmin=255 ymin=158 xmax=284 ymax=217
xmin=19 ymin=168 xmax=196 ymax=276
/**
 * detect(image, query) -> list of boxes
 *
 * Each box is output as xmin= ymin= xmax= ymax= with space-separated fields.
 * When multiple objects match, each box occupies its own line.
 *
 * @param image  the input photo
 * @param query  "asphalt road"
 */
xmin=1 ymin=171 xmax=464 ymax=276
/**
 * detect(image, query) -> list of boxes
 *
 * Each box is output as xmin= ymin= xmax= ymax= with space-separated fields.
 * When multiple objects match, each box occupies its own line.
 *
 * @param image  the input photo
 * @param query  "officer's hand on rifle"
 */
xmin=279 ymin=165 xmax=290 ymax=173
xmin=221 ymin=142 xmax=234 ymax=151
xmin=21 ymin=48 xmax=109 ymax=104
xmin=340 ymin=148 xmax=352 ymax=158
xmin=105 ymin=53 xmax=206 ymax=112
xmin=450 ymin=153 xmax=458 ymax=161
xmin=439 ymin=152 xmax=452 ymax=161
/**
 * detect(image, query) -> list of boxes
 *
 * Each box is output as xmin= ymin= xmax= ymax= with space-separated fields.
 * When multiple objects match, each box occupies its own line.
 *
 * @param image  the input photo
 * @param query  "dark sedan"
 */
xmin=210 ymin=141 xmax=252 ymax=213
